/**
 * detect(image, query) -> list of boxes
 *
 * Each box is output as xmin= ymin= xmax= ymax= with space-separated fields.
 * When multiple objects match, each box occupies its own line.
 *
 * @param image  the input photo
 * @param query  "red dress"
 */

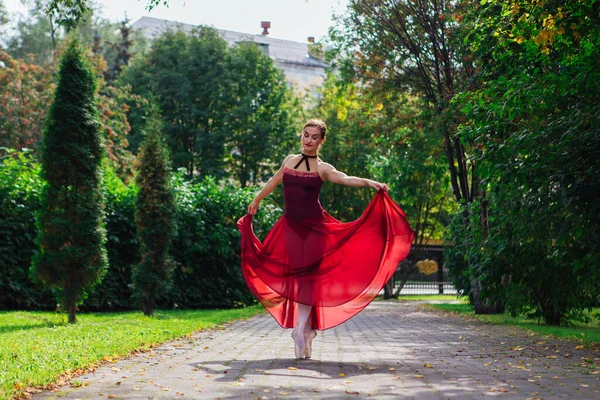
xmin=237 ymin=166 xmax=414 ymax=330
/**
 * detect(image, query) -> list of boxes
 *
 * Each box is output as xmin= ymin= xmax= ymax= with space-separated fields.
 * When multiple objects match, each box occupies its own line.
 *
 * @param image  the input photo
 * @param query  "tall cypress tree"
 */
xmin=32 ymin=38 xmax=108 ymax=324
xmin=132 ymin=102 xmax=176 ymax=316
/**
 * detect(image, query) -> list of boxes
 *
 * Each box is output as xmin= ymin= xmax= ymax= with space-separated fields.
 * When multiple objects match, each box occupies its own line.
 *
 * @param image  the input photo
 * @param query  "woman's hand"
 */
xmin=368 ymin=180 xmax=389 ymax=192
xmin=248 ymin=199 xmax=261 ymax=215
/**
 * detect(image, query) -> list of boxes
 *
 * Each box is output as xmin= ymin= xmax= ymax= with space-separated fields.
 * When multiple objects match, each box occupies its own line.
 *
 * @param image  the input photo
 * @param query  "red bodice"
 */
xmin=282 ymin=167 xmax=324 ymax=220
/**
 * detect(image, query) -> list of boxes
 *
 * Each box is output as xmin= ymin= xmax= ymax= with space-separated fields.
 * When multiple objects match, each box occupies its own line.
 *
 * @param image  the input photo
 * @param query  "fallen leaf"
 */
xmin=108 ymin=395 xmax=117 ymax=399
xmin=575 ymin=345 xmax=584 ymax=350
xmin=388 ymin=367 xmax=396 ymax=371
xmin=288 ymin=367 xmax=298 ymax=370
xmin=345 ymin=390 xmax=360 ymax=394
xmin=414 ymin=374 xmax=424 ymax=379
xmin=424 ymin=363 xmax=432 ymax=368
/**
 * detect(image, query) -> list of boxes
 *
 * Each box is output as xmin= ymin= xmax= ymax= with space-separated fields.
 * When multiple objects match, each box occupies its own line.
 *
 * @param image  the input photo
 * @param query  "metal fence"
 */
xmin=389 ymin=244 xmax=457 ymax=295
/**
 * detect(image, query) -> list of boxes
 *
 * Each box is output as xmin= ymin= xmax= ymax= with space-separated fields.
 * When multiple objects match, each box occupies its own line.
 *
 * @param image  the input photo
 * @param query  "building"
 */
xmin=131 ymin=17 xmax=327 ymax=97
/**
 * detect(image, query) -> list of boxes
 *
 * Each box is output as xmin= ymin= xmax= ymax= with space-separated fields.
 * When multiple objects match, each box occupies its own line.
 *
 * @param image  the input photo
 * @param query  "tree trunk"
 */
xmin=68 ymin=301 xmax=77 ymax=324
xmin=393 ymin=278 xmax=408 ymax=297
xmin=472 ymin=280 xmax=505 ymax=314
xmin=383 ymin=277 xmax=394 ymax=299
xmin=143 ymin=300 xmax=154 ymax=317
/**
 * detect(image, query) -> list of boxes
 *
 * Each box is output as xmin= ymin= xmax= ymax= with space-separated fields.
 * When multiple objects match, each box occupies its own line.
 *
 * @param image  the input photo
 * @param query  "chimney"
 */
xmin=261 ymin=21 xmax=271 ymax=36
xmin=307 ymin=37 xmax=315 ymax=43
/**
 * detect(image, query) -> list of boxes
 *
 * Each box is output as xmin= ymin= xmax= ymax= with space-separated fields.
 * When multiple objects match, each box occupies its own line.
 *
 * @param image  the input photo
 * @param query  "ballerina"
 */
xmin=238 ymin=119 xmax=414 ymax=358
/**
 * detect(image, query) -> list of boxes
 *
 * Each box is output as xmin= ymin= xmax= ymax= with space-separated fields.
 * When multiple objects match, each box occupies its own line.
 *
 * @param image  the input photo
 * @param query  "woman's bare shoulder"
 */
xmin=282 ymin=154 xmax=301 ymax=169
xmin=317 ymin=161 xmax=336 ymax=171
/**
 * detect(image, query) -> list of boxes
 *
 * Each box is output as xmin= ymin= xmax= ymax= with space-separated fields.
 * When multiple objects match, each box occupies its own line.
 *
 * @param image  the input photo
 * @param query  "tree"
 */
xmin=445 ymin=0 xmax=600 ymax=325
xmin=0 ymin=51 xmax=56 ymax=154
xmin=6 ymin=0 xmax=59 ymax=64
xmin=334 ymin=0 xmax=474 ymax=205
xmin=131 ymin=102 xmax=176 ymax=316
xmin=31 ymin=38 xmax=108 ymax=323
xmin=224 ymin=42 xmax=295 ymax=187
xmin=0 ymin=1 xmax=9 ymax=37
xmin=119 ymin=27 xmax=231 ymax=177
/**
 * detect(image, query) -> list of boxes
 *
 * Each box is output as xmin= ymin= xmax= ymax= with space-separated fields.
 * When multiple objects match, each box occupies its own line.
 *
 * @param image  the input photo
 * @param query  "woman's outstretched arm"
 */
xmin=320 ymin=163 xmax=389 ymax=192
xmin=247 ymin=155 xmax=293 ymax=215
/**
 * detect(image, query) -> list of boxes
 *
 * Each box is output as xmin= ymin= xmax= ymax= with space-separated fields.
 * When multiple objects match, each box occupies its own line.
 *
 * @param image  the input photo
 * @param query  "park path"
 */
xmin=36 ymin=301 xmax=599 ymax=399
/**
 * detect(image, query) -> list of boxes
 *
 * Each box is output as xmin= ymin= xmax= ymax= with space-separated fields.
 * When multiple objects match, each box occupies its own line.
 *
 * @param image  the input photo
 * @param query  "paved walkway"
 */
xmin=37 ymin=302 xmax=599 ymax=399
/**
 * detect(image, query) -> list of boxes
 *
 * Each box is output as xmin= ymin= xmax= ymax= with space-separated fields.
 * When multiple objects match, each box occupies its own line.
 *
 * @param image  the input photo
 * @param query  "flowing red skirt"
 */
xmin=237 ymin=190 xmax=414 ymax=330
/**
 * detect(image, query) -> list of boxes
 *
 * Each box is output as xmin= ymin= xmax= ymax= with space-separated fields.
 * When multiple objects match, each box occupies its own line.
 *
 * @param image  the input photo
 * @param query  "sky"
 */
xmin=4 ymin=0 xmax=350 ymax=43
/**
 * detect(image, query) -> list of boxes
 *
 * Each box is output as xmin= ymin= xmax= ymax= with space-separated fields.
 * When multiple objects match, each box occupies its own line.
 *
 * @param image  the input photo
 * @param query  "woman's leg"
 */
xmin=297 ymin=303 xmax=312 ymax=329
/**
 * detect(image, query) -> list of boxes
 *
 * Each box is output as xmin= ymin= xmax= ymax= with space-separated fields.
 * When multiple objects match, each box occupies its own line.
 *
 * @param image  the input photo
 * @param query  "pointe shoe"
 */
xmin=291 ymin=328 xmax=306 ymax=359
xmin=303 ymin=328 xmax=317 ymax=359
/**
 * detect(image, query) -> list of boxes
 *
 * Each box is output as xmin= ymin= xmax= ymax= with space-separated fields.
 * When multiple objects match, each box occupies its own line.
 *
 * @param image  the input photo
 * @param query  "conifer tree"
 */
xmin=132 ymin=102 xmax=176 ymax=316
xmin=32 ymin=38 xmax=108 ymax=324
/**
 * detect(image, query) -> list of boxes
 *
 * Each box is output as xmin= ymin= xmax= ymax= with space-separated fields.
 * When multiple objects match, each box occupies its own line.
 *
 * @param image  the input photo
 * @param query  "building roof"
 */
xmin=131 ymin=16 xmax=328 ymax=69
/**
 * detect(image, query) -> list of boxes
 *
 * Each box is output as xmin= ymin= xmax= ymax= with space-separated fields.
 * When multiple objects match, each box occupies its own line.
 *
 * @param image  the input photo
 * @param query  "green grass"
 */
xmin=428 ymin=303 xmax=600 ymax=345
xmin=376 ymin=294 xmax=467 ymax=302
xmin=0 ymin=306 xmax=263 ymax=399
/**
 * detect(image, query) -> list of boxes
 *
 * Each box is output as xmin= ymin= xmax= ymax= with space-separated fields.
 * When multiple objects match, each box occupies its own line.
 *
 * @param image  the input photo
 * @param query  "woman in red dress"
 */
xmin=237 ymin=119 xmax=414 ymax=359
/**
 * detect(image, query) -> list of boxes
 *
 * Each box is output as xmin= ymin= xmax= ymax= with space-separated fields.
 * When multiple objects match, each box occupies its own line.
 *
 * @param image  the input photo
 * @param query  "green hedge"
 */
xmin=0 ymin=150 xmax=281 ymax=310
xmin=0 ymin=150 xmax=54 ymax=309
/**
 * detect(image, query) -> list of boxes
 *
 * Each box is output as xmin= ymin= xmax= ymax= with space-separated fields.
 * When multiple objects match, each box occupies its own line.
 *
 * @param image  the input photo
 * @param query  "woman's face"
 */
xmin=302 ymin=126 xmax=324 ymax=152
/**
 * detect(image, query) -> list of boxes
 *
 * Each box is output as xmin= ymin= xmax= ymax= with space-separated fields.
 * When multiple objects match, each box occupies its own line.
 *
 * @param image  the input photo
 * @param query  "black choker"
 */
xmin=294 ymin=153 xmax=317 ymax=171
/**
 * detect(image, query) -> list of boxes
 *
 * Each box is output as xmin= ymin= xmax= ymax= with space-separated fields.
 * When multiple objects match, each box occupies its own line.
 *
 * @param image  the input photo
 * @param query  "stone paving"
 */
xmin=36 ymin=302 xmax=600 ymax=399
